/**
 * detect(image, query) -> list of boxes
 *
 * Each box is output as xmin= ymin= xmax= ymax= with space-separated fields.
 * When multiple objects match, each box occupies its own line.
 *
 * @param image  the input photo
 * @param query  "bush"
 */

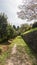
xmin=32 ymin=22 xmax=37 ymax=28
xmin=0 ymin=49 xmax=2 ymax=55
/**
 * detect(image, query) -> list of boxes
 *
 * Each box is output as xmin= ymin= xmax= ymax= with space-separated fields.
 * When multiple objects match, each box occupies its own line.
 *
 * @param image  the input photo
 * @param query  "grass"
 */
xmin=0 ymin=36 xmax=37 ymax=65
xmin=0 ymin=50 xmax=9 ymax=65
xmin=22 ymin=28 xmax=37 ymax=35
xmin=10 ymin=36 xmax=25 ymax=46
xmin=0 ymin=45 xmax=11 ymax=65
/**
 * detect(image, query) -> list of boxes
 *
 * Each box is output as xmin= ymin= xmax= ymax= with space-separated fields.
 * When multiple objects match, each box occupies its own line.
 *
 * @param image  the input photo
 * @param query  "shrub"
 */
xmin=0 ymin=48 xmax=2 ymax=55
xmin=32 ymin=22 xmax=37 ymax=28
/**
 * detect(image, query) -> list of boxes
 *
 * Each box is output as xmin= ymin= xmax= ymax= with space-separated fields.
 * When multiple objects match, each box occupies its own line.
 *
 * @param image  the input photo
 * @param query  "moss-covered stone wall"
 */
xmin=22 ymin=30 xmax=37 ymax=52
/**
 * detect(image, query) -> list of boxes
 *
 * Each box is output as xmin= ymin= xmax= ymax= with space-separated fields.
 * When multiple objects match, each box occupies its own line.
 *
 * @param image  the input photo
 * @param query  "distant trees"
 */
xmin=13 ymin=25 xmax=16 ymax=30
xmin=20 ymin=24 xmax=31 ymax=32
xmin=15 ymin=24 xmax=32 ymax=35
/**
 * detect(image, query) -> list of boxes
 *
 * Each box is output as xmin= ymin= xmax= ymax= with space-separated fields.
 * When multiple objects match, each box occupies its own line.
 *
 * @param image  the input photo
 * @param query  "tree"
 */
xmin=16 ymin=26 xmax=21 ymax=35
xmin=0 ymin=13 xmax=8 ymax=40
xmin=7 ymin=24 xmax=13 ymax=39
xmin=16 ymin=26 xmax=19 ymax=30
xmin=7 ymin=24 xmax=17 ymax=39
xmin=13 ymin=25 xmax=16 ymax=30
xmin=0 ymin=13 xmax=17 ymax=42
xmin=17 ymin=0 xmax=37 ymax=21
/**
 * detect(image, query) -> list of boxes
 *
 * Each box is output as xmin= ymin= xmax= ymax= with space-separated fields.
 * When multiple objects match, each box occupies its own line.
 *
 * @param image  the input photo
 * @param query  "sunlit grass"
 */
xmin=10 ymin=36 xmax=26 ymax=47
xmin=22 ymin=28 xmax=37 ymax=35
xmin=0 ymin=45 xmax=11 ymax=65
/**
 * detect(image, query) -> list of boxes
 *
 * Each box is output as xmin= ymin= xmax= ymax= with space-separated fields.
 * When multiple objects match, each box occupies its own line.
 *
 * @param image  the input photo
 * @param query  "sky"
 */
xmin=0 ymin=0 xmax=33 ymax=26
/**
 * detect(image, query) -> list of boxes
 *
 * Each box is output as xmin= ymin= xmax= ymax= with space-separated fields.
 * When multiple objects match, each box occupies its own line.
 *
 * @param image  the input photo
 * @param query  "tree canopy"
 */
xmin=0 ymin=13 xmax=8 ymax=40
xmin=17 ymin=0 xmax=37 ymax=21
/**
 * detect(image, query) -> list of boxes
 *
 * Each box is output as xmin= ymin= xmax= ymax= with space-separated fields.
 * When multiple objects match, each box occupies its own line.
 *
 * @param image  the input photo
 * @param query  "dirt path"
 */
xmin=11 ymin=44 xmax=17 ymax=55
xmin=6 ymin=44 xmax=32 ymax=65
xmin=6 ymin=44 xmax=17 ymax=65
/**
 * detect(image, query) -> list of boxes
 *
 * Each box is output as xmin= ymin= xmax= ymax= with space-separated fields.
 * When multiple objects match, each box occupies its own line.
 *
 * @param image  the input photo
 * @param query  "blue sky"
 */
xmin=0 ymin=0 xmax=33 ymax=26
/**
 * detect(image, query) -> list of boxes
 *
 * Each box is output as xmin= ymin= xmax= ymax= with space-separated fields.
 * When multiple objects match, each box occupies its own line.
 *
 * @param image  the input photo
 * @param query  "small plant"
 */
xmin=0 ymin=48 xmax=2 ymax=55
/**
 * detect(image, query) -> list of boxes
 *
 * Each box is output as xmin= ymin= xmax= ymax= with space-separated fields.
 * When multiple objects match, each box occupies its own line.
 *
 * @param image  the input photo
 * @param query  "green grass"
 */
xmin=10 ymin=36 xmax=25 ymax=46
xmin=0 ymin=51 xmax=9 ymax=65
xmin=0 ymin=45 xmax=11 ymax=65
xmin=22 ymin=28 xmax=37 ymax=35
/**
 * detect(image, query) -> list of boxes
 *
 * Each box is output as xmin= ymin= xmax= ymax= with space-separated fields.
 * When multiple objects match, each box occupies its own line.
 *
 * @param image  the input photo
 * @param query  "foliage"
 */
xmin=17 ymin=0 xmax=37 ymax=21
xmin=20 ymin=24 xmax=31 ymax=32
xmin=12 ymin=24 xmax=32 ymax=36
xmin=7 ymin=24 xmax=15 ymax=39
xmin=13 ymin=25 xmax=16 ymax=30
xmin=0 ymin=48 xmax=2 ymax=55
xmin=0 ymin=13 xmax=17 ymax=42
xmin=22 ymin=28 xmax=37 ymax=35
xmin=0 ymin=46 xmax=11 ymax=65
xmin=0 ymin=13 xmax=8 ymax=41
xmin=32 ymin=22 xmax=37 ymax=28
xmin=16 ymin=24 xmax=32 ymax=35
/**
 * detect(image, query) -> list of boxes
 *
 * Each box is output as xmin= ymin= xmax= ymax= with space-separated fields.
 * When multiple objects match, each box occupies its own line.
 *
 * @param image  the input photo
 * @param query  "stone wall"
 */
xmin=22 ymin=30 xmax=37 ymax=52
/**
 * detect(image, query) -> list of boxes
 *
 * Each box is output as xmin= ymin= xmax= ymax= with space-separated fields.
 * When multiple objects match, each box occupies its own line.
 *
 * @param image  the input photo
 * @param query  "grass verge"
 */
xmin=22 ymin=28 xmax=37 ymax=35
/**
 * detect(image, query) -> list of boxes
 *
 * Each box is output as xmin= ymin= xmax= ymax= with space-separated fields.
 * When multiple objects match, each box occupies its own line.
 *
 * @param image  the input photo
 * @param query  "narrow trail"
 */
xmin=6 ymin=44 xmax=17 ymax=65
xmin=11 ymin=44 xmax=17 ymax=55
xmin=6 ymin=44 xmax=32 ymax=65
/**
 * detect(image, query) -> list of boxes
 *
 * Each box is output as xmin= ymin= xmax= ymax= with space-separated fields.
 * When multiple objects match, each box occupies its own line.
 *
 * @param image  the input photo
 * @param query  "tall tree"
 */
xmin=17 ymin=0 xmax=37 ymax=21
xmin=0 ymin=13 xmax=8 ymax=40
xmin=13 ymin=25 xmax=16 ymax=30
